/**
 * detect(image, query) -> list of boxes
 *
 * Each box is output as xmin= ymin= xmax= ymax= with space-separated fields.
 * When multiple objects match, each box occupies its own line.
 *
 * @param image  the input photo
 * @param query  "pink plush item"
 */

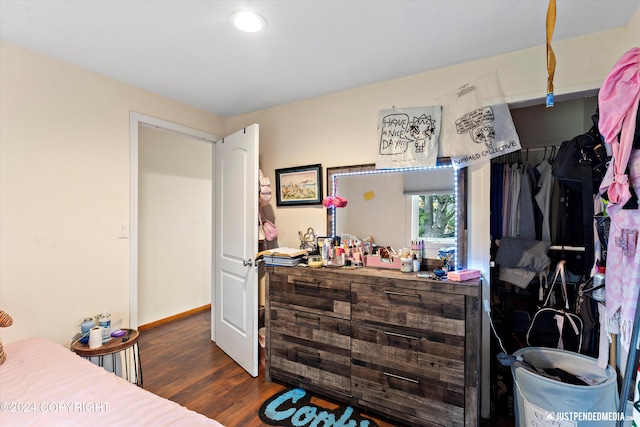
xmin=333 ymin=196 xmax=348 ymax=207
xmin=322 ymin=196 xmax=348 ymax=208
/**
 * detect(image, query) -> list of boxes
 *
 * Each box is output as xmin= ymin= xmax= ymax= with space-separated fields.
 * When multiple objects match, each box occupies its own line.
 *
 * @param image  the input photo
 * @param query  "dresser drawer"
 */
xmin=351 ymin=281 xmax=465 ymax=337
xmin=269 ymin=272 xmax=350 ymax=318
xmin=270 ymin=305 xmax=351 ymax=394
xmin=351 ymin=321 xmax=465 ymax=386
xmin=351 ymin=321 xmax=465 ymax=426
xmin=352 ymin=362 xmax=464 ymax=427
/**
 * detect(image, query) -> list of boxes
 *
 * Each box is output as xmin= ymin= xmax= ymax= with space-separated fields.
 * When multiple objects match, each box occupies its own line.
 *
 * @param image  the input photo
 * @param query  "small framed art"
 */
xmin=275 ymin=164 xmax=323 ymax=206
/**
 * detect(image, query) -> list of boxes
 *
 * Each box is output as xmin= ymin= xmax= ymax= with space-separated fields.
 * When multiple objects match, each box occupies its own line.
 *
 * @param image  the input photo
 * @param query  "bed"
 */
xmin=0 ymin=338 xmax=224 ymax=426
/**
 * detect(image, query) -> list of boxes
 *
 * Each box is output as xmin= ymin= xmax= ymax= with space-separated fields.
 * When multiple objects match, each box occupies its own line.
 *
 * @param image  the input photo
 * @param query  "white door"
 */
xmin=213 ymin=124 xmax=259 ymax=377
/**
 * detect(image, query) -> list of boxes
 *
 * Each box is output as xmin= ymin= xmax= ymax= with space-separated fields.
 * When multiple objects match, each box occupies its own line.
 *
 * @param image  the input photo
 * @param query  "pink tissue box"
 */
xmin=364 ymin=255 xmax=401 ymax=270
xmin=447 ymin=269 xmax=481 ymax=281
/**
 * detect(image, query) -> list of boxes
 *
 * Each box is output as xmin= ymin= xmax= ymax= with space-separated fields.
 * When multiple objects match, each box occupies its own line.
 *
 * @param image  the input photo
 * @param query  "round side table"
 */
xmin=71 ymin=329 xmax=143 ymax=387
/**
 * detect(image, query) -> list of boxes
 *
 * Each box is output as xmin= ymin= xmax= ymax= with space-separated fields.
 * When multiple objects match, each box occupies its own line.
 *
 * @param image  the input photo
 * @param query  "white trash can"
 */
xmin=512 ymin=347 xmax=620 ymax=426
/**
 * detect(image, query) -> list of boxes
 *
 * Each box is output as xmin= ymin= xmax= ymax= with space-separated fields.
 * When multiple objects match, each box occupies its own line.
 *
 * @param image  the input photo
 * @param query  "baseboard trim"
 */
xmin=139 ymin=304 xmax=211 ymax=331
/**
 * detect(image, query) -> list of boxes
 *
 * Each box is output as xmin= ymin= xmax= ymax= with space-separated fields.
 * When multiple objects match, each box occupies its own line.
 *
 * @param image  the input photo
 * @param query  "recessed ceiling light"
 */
xmin=229 ymin=11 xmax=266 ymax=33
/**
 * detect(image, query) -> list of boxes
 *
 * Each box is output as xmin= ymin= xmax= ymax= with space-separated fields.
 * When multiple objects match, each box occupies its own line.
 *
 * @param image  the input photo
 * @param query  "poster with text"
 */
xmin=436 ymin=72 xmax=521 ymax=169
xmin=375 ymin=106 xmax=441 ymax=169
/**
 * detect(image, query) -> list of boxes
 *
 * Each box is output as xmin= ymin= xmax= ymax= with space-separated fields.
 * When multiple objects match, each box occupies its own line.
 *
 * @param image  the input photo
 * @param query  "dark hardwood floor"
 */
xmin=138 ymin=309 xmax=403 ymax=427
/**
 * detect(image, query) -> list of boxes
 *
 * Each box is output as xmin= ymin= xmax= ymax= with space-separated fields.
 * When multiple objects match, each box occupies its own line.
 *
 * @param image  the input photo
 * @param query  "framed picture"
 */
xmin=275 ymin=164 xmax=323 ymax=206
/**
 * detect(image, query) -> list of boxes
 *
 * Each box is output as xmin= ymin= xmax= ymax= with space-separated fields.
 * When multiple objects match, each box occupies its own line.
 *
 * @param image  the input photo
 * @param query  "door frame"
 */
xmin=129 ymin=112 xmax=219 ymax=330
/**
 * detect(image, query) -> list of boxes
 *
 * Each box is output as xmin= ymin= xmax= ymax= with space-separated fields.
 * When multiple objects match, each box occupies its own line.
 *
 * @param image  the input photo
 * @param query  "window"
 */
xmin=411 ymin=193 xmax=456 ymax=244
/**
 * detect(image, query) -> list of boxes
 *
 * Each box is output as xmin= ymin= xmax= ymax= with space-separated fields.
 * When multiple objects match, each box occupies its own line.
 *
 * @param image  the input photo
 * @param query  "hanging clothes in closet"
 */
xmin=493 ymin=144 xmax=600 ymax=278
xmin=535 ymin=154 xmax=554 ymax=242
xmin=491 ymin=149 xmax=557 ymax=291
xmin=491 ymin=149 xmax=554 ymax=244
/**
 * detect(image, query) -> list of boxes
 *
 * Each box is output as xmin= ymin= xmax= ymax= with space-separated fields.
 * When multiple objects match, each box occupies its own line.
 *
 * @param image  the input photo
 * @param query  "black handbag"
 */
xmin=526 ymin=260 xmax=584 ymax=353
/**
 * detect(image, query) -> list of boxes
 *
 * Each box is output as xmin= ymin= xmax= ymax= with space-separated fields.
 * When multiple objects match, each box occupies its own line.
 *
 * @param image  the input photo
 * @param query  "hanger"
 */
xmin=534 ymin=146 xmax=548 ymax=168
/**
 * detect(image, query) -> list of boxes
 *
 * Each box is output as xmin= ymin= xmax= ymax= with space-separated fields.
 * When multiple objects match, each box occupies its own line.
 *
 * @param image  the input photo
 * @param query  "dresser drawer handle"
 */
xmin=293 ymin=279 xmax=321 ymax=287
xmin=384 ymin=372 xmax=420 ymax=384
xmin=295 ymin=313 xmax=320 ymax=326
xmin=290 ymin=347 xmax=321 ymax=366
xmin=384 ymin=290 xmax=419 ymax=298
xmin=384 ymin=331 xmax=419 ymax=340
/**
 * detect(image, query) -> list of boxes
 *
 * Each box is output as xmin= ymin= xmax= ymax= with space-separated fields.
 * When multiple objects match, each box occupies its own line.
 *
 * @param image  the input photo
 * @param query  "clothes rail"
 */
xmin=491 ymin=145 xmax=559 ymax=164
xmin=492 ymin=145 xmax=560 ymax=155
xmin=521 ymin=146 xmax=559 ymax=152
xmin=549 ymin=245 xmax=585 ymax=252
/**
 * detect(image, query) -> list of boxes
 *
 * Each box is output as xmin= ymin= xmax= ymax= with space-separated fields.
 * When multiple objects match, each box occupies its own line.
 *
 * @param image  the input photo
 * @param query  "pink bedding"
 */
xmin=0 ymin=338 xmax=224 ymax=426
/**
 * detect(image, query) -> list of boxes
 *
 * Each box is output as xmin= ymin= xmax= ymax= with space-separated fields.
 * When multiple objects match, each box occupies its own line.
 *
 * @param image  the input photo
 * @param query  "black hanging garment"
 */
xmin=551 ymin=111 xmax=609 ymax=273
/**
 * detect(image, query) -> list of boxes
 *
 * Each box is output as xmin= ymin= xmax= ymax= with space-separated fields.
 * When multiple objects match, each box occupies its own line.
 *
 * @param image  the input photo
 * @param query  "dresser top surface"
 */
xmin=266 ymin=265 xmax=479 ymax=297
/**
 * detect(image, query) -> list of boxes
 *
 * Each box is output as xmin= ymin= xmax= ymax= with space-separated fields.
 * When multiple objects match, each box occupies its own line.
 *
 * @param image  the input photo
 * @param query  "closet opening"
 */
xmin=489 ymin=91 xmax=604 ymax=420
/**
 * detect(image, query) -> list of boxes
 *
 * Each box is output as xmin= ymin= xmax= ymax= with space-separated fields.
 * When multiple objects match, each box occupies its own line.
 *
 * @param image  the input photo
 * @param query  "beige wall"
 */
xmin=630 ymin=5 xmax=640 ymax=43
xmin=0 ymin=40 xmax=225 ymax=346
xmin=138 ymin=126 xmax=212 ymax=326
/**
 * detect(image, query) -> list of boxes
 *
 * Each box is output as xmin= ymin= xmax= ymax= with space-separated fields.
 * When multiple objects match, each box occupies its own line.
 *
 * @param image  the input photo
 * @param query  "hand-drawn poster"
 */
xmin=375 ymin=106 xmax=441 ymax=169
xmin=436 ymin=72 xmax=521 ymax=169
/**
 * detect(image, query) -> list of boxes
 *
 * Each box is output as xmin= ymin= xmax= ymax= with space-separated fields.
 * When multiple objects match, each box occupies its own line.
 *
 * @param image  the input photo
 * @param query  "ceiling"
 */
xmin=1 ymin=0 xmax=638 ymax=117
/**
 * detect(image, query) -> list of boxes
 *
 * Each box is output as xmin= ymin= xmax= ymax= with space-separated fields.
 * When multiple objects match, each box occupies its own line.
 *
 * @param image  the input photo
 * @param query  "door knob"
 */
xmin=243 ymin=258 xmax=253 ymax=267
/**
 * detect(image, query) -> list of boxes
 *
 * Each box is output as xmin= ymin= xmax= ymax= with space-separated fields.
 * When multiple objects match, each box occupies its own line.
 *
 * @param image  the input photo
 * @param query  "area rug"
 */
xmin=258 ymin=387 xmax=380 ymax=427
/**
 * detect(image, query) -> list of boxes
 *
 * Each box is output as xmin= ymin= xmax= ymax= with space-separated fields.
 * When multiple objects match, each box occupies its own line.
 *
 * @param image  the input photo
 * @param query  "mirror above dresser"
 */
xmin=326 ymin=159 xmax=467 ymax=269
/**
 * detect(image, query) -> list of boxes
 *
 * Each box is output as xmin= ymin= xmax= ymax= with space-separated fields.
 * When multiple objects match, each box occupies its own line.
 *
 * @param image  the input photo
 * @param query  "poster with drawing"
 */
xmin=375 ymin=106 xmax=441 ymax=169
xmin=436 ymin=72 xmax=521 ymax=169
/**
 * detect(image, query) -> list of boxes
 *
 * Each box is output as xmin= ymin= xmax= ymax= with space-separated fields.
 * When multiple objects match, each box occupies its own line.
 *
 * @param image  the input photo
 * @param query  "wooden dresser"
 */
xmin=265 ymin=266 xmax=480 ymax=427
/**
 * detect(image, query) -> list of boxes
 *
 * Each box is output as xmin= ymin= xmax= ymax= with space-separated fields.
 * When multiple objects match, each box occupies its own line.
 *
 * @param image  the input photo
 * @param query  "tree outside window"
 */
xmin=416 ymin=194 xmax=455 ymax=239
